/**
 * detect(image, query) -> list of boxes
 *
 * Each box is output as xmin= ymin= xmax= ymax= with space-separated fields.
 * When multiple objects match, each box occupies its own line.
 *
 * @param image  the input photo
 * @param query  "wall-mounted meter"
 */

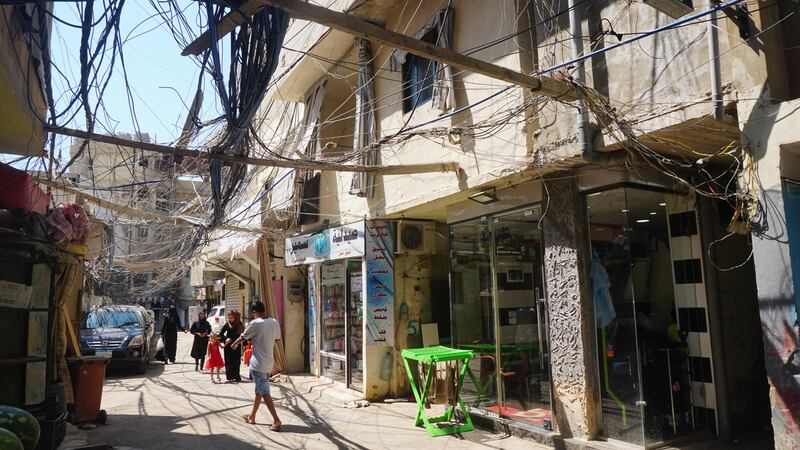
xmin=643 ymin=0 xmax=694 ymax=19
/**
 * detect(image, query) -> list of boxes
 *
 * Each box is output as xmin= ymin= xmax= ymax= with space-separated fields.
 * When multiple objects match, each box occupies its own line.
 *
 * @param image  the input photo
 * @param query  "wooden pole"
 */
xmin=257 ymin=238 xmax=287 ymax=374
xmin=49 ymin=126 xmax=463 ymax=176
xmin=182 ymin=0 xmax=580 ymax=101
xmin=37 ymin=178 xmax=267 ymax=234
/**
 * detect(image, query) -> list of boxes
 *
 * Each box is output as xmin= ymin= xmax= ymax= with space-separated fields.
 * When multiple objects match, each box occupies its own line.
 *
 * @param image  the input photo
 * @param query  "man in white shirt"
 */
xmin=232 ymin=301 xmax=282 ymax=430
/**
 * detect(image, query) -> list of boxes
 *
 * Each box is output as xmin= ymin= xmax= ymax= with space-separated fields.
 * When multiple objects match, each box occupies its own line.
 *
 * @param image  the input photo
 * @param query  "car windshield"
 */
xmin=83 ymin=309 xmax=144 ymax=329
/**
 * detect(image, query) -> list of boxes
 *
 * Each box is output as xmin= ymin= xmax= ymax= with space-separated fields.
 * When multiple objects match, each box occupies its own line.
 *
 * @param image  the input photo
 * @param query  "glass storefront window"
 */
xmin=320 ymin=261 xmax=346 ymax=381
xmin=588 ymin=187 xmax=696 ymax=446
xmin=450 ymin=206 xmax=552 ymax=429
xmin=451 ymin=219 xmax=496 ymax=408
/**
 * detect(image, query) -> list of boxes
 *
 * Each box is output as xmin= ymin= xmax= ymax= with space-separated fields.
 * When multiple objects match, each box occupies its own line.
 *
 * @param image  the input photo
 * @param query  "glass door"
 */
xmin=450 ymin=219 xmax=497 ymax=410
xmin=320 ymin=260 xmax=346 ymax=383
xmin=492 ymin=208 xmax=552 ymax=429
xmin=449 ymin=207 xmax=552 ymax=428
xmin=347 ymin=260 xmax=363 ymax=391
xmin=588 ymin=187 xmax=695 ymax=447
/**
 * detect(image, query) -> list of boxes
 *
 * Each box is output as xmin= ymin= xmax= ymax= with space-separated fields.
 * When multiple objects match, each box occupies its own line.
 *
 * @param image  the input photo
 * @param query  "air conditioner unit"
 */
xmin=643 ymin=0 xmax=693 ymax=19
xmin=396 ymin=220 xmax=436 ymax=255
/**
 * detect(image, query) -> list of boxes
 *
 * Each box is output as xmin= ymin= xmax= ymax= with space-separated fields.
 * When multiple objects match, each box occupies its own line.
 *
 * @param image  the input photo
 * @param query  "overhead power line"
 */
xmin=48 ymin=126 xmax=464 ymax=176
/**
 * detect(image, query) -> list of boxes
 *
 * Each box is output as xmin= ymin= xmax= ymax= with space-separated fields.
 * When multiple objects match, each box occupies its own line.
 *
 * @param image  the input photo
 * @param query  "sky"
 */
xmin=45 ymin=1 xmax=221 ymax=163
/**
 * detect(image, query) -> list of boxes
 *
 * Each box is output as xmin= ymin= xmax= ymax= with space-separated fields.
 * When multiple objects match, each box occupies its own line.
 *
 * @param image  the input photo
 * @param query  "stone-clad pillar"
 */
xmin=541 ymin=173 xmax=599 ymax=439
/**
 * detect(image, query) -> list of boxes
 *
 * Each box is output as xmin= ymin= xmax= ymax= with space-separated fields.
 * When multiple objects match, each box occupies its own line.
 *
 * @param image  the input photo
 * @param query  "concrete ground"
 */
xmin=59 ymin=333 xmax=545 ymax=450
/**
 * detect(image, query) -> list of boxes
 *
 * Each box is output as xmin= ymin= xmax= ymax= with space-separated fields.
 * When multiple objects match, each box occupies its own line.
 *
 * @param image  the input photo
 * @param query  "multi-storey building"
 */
xmin=196 ymin=0 xmax=800 ymax=448
xmin=69 ymin=133 xmax=205 ymax=321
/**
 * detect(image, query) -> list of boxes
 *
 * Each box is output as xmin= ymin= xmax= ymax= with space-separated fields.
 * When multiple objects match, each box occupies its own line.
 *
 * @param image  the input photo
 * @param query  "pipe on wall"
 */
xmin=707 ymin=0 xmax=724 ymax=120
xmin=568 ymin=0 xmax=617 ymax=165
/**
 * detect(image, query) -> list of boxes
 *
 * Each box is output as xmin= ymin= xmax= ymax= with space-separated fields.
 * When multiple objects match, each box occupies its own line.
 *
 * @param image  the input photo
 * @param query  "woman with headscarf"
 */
xmin=161 ymin=305 xmax=184 ymax=364
xmin=190 ymin=311 xmax=212 ymax=371
xmin=219 ymin=310 xmax=245 ymax=382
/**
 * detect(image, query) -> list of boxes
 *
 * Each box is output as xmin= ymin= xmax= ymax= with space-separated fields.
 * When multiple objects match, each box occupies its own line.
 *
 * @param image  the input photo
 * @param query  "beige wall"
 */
xmin=262 ymin=0 xmax=731 ymax=227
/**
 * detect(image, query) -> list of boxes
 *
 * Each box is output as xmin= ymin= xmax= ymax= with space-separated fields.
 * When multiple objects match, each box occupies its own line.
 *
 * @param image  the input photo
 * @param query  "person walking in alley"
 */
xmin=161 ymin=305 xmax=184 ymax=364
xmin=219 ymin=310 xmax=244 ymax=382
xmin=232 ymin=302 xmax=282 ymax=430
xmin=190 ymin=311 xmax=212 ymax=371
xmin=206 ymin=333 xmax=225 ymax=383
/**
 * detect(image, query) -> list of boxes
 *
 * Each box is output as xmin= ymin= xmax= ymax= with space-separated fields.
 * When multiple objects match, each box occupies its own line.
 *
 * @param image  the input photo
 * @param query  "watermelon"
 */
xmin=0 ymin=427 xmax=23 ymax=450
xmin=0 ymin=406 xmax=40 ymax=450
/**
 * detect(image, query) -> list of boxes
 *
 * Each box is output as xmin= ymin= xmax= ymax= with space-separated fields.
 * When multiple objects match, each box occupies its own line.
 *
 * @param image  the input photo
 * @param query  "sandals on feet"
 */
xmin=243 ymin=414 xmax=255 ymax=424
xmin=270 ymin=424 xmax=281 ymax=432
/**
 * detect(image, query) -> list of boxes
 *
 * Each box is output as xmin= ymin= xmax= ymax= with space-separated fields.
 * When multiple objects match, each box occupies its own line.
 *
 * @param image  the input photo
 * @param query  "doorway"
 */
xmin=450 ymin=206 xmax=552 ymax=429
xmin=319 ymin=259 xmax=364 ymax=391
xmin=587 ymin=187 xmax=700 ymax=447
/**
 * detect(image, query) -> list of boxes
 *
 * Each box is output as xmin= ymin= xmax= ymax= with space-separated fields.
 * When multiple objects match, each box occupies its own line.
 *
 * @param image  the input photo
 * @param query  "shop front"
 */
xmin=450 ymin=205 xmax=553 ymax=429
xmin=285 ymin=220 xmax=395 ymax=393
xmin=445 ymin=177 xmax=555 ymax=431
xmin=585 ymin=185 xmax=715 ymax=447
xmin=444 ymin=170 xmax=767 ymax=447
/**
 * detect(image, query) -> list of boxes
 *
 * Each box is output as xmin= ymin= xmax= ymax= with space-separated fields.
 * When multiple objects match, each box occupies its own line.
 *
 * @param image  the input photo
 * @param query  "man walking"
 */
xmin=232 ymin=302 xmax=282 ymax=430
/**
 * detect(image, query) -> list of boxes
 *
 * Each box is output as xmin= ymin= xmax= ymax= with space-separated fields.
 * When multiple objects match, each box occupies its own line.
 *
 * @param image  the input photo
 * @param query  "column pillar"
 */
xmin=541 ymin=173 xmax=599 ymax=439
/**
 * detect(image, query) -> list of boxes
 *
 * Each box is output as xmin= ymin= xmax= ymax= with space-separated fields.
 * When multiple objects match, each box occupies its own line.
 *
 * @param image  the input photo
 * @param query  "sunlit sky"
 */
xmin=2 ymin=2 xmax=222 ymax=169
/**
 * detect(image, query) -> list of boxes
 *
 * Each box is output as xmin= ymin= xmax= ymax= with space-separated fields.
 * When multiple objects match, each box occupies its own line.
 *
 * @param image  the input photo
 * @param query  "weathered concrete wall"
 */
xmin=737 ymin=96 xmax=800 ymax=450
xmin=541 ymin=173 xmax=598 ymax=439
xmin=728 ymin=3 xmax=800 ymax=445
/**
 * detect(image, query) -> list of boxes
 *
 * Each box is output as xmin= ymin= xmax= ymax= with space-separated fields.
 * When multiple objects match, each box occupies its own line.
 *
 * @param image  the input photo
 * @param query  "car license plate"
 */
xmin=96 ymin=351 xmax=112 ymax=359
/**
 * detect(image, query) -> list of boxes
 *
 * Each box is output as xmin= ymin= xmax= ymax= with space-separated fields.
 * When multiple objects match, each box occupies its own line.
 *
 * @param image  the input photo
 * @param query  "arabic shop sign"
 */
xmin=284 ymin=221 xmax=365 ymax=266
xmin=365 ymin=220 xmax=394 ymax=347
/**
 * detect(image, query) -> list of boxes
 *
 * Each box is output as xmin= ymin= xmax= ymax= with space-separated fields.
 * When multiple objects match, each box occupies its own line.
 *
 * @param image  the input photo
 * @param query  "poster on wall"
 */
xmin=284 ymin=221 xmax=365 ymax=266
xmin=365 ymin=220 xmax=394 ymax=346
xmin=308 ymin=264 xmax=318 ymax=375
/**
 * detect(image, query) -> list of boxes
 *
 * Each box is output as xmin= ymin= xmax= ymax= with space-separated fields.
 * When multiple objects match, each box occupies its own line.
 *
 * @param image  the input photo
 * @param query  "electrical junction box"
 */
xmin=643 ymin=0 xmax=694 ymax=19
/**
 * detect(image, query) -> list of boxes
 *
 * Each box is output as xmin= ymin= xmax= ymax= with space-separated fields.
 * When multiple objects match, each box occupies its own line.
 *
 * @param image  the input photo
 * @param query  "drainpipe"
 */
xmin=707 ymin=0 xmax=724 ymax=121
xmin=568 ymin=0 xmax=615 ymax=165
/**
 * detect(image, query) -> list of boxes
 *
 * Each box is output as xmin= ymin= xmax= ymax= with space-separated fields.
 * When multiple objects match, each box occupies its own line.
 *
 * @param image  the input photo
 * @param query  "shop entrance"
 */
xmin=587 ymin=187 xmax=704 ymax=447
xmin=450 ymin=206 xmax=552 ymax=429
xmin=319 ymin=259 xmax=363 ymax=391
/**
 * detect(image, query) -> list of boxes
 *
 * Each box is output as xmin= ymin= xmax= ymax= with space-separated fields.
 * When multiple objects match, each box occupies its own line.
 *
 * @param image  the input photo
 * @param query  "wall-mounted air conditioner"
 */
xmin=396 ymin=220 xmax=436 ymax=255
xmin=643 ymin=0 xmax=693 ymax=19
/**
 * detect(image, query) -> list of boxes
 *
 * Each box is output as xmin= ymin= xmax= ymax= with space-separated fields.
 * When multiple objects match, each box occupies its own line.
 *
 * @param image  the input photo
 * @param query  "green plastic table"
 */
xmin=458 ymin=343 xmax=540 ymax=407
xmin=401 ymin=346 xmax=475 ymax=437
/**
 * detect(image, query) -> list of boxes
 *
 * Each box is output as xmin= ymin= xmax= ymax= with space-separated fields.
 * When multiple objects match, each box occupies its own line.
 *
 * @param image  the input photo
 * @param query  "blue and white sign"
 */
xmin=285 ymin=221 xmax=365 ymax=266
xmin=365 ymin=220 xmax=394 ymax=347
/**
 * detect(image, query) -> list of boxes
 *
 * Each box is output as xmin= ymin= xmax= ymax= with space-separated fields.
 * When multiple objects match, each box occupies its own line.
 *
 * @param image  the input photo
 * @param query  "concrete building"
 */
xmin=0 ymin=4 xmax=49 ymax=157
xmin=69 ymin=134 xmax=206 ymax=322
xmin=198 ymin=0 xmax=798 ymax=448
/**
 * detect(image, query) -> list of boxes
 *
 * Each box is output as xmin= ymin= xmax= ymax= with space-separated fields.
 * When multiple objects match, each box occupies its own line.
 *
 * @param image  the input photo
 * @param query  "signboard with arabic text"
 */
xmin=284 ymin=221 xmax=365 ymax=266
xmin=365 ymin=220 xmax=394 ymax=346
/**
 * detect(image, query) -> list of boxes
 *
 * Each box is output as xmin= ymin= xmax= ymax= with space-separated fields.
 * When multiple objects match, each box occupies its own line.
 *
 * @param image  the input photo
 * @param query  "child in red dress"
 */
xmin=206 ymin=333 xmax=225 ymax=383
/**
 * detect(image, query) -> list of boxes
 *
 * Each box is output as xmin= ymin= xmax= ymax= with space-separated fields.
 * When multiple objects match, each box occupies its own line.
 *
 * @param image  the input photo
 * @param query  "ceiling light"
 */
xmin=588 ymin=192 xmax=603 ymax=197
xmin=636 ymin=219 xmax=650 ymax=223
xmin=621 ymin=209 xmax=629 ymax=213
xmin=650 ymin=212 xmax=657 ymax=215
xmin=468 ymin=187 xmax=499 ymax=205
xmin=659 ymin=202 xmax=666 ymax=207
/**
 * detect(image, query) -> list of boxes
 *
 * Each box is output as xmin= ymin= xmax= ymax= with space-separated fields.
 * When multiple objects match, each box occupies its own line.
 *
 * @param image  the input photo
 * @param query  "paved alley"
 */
xmin=60 ymin=334 xmax=545 ymax=450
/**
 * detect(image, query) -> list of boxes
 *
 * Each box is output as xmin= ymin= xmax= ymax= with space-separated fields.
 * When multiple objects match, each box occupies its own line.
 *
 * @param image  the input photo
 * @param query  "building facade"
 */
xmin=234 ymin=0 xmax=799 ymax=448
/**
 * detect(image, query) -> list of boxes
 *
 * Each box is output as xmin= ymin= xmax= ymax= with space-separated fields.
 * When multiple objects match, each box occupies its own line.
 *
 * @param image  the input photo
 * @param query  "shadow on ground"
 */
xmin=85 ymin=414 xmax=263 ymax=450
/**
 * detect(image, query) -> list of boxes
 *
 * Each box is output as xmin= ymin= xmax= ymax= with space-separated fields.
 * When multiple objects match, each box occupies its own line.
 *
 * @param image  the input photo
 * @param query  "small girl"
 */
xmin=205 ymin=333 xmax=225 ymax=383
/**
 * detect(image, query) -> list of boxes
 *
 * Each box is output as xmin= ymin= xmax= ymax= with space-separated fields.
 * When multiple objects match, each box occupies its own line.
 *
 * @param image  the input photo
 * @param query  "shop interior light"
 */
xmin=468 ymin=188 xmax=499 ymax=205
xmin=621 ymin=209 xmax=629 ymax=213
xmin=650 ymin=212 xmax=657 ymax=215
xmin=659 ymin=202 xmax=667 ymax=207
xmin=636 ymin=219 xmax=650 ymax=223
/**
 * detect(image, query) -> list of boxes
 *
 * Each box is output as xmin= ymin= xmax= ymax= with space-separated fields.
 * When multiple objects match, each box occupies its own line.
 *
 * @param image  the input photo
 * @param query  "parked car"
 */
xmin=207 ymin=305 xmax=225 ymax=334
xmin=79 ymin=305 xmax=155 ymax=373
